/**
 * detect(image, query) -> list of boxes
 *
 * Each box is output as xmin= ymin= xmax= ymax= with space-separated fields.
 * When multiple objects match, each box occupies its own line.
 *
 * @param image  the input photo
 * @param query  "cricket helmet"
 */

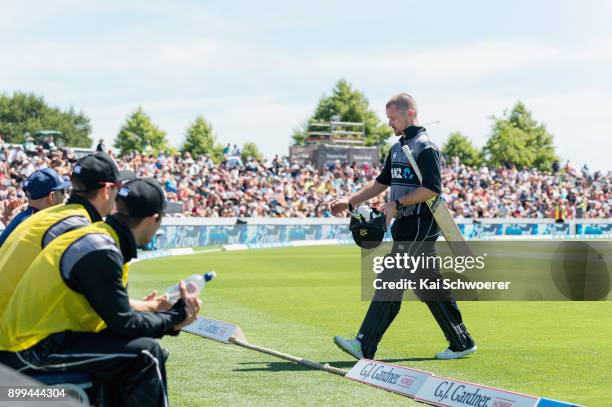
xmin=349 ymin=205 xmax=387 ymax=249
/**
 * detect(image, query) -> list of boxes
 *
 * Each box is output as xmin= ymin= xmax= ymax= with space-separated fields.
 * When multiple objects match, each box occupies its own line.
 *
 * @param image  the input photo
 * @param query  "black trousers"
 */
xmin=357 ymin=215 xmax=475 ymax=358
xmin=0 ymin=330 xmax=169 ymax=407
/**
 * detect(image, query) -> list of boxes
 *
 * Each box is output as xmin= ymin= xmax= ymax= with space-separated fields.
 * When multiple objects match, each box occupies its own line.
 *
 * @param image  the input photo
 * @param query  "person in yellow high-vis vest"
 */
xmin=0 ymin=167 xmax=71 ymax=248
xmin=0 ymin=178 xmax=200 ymax=407
xmin=554 ymin=200 xmax=567 ymax=224
xmin=0 ymin=152 xmax=166 ymax=321
xmin=0 ymin=153 xmax=127 ymax=313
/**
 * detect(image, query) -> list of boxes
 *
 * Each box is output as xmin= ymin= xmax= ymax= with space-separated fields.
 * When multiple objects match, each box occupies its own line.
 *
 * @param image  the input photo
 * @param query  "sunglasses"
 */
xmin=98 ymin=180 xmax=123 ymax=188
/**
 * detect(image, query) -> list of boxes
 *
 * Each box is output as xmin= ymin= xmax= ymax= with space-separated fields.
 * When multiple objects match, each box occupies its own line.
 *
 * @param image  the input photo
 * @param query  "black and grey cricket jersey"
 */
xmin=376 ymin=126 xmax=442 ymax=216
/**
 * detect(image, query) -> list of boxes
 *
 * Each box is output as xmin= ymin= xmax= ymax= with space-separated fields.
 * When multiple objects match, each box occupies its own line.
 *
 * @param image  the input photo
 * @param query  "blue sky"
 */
xmin=1 ymin=1 xmax=611 ymax=170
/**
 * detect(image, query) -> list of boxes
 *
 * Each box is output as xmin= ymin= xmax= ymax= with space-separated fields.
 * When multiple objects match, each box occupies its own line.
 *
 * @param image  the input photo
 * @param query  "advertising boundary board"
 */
xmin=345 ymin=359 xmax=579 ymax=407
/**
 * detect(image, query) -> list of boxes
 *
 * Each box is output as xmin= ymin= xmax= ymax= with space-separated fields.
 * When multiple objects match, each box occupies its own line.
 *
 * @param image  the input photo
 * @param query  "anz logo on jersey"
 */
xmin=392 ymin=166 xmax=414 ymax=180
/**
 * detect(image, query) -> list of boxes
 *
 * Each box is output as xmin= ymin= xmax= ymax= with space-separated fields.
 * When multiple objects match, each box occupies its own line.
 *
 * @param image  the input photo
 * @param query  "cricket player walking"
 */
xmin=329 ymin=93 xmax=477 ymax=360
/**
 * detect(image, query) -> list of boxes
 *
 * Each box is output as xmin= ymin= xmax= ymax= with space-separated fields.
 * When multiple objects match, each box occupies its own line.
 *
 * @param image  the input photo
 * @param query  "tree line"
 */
xmin=442 ymin=102 xmax=557 ymax=170
xmin=0 ymin=85 xmax=558 ymax=171
xmin=0 ymin=93 xmax=262 ymax=163
xmin=292 ymin=80 xmax=558 ymax=171
xmin=112 ymin=107 xmax=264 ymax=163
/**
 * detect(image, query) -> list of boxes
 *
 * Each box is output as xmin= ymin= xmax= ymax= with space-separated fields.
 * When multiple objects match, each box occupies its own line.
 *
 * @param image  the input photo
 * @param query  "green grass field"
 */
xmin=128 ymin=246 xmax=612 ymax=406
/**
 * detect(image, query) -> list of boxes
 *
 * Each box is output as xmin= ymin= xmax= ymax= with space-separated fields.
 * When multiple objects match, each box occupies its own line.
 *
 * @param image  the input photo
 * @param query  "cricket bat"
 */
xmin=400 ymin=144 xmax=472 ymax=257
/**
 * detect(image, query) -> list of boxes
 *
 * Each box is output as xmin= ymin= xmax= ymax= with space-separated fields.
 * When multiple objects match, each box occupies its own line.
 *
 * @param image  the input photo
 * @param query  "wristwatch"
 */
xmin=394 ymin=199 xmax=403 ymax=210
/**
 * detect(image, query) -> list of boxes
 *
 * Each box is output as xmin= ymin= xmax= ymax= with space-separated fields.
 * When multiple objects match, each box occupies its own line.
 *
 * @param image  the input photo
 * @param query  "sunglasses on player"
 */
xmin=98 ymin=180 xmax=123 ymax=188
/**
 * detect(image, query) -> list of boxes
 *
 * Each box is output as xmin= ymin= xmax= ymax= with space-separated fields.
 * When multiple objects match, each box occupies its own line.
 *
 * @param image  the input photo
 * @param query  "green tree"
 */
xmin=290 ymin=120 xmax=309 ymax=146
xmin=0 ymin=92 xmax=92 ymax=147
xmin=484 ymin=102 xmax=557 ymax=171
xmin=442 ymin=131 xmax=483 ymax=167
xmin=114 ymin=107 xmax=167 ymax=156
xmin=379 ymin=142 xmax=392 ymax=163
xmin=241 ymin=142 xmax=263 ymax=161
xmin=181 ymin=116 xmax=225 ymax=163
xmin=292 ymin=79 xmax=392 ymax=150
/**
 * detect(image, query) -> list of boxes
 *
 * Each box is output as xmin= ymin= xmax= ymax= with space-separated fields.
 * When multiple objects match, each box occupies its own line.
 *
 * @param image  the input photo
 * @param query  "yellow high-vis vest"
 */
xmin=0 ymin=204 xmax=92 ymax=317
xmin=556 ymin=205 xmax=566 ymax=221
xmin=0 ymin=222 xmax=129 ymax=352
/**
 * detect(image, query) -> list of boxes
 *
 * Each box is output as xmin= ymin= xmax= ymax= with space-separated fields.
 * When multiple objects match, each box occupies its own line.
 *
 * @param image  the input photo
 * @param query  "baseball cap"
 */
xmin=117 ymin=178 xmax=182 ymax=217
xmin=71 ymin=152 xmax=134 ymax=192
xmin=23 ymin=168 xmax=72 ymax=200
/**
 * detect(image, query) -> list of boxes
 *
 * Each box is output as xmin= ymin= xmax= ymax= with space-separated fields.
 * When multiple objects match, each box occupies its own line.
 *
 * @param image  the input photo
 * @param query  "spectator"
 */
xmin=0 ymin=168 xmax=71 ymax=247
xmin=0 ymin=179 xmax=197 ymax=407
xmin=23 ymin=134 xmax=37 ymax=155
xmin=0 ymin=143 xmax=609 ymax=219
xmin=42 ymin=136 xmax=57 ymax=151
xmin=8 ymin=145 xmax=27 ymax=164
xmin=96 ymin=138 xmax=106 ymax=152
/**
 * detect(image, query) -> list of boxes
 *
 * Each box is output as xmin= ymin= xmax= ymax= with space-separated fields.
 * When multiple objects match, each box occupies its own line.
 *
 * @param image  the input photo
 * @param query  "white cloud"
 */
xmin=3 ymin=27 xmax=611 ymax=87
xmin=1 ymin=4 xmax=611 ymax=170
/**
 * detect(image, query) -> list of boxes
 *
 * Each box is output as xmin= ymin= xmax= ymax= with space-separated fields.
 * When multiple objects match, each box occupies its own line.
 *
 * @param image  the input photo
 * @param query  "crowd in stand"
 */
xmin=119 ymin=151 xmax=383 ymax=217
xmin=442 ymin=157 xmax=610 ymax=219
xmin=1 ymin=134 xmax=610 ymax=224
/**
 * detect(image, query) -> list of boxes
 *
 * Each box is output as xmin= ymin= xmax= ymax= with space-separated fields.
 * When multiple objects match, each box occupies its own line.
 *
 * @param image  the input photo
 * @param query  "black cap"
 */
xmin=117 ymin=178 xmax=182 ymax=217
xmin=72 ymin=152 xmax=134 ymax=192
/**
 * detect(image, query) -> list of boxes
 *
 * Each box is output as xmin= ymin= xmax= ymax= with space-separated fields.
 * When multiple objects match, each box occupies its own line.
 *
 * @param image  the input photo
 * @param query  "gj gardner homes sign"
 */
xmin=345 ymin=359 xmax=432 ymax=397
xmin=415 ymin=376 xmax=539 ymax=407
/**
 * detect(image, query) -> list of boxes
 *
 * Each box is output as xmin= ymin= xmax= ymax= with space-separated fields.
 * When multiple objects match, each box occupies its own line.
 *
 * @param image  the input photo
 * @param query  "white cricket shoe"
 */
xmin=435 ymin=345 xmax=477 ymax=360
xmin=333 ymin=336 xmax=364 ymax=359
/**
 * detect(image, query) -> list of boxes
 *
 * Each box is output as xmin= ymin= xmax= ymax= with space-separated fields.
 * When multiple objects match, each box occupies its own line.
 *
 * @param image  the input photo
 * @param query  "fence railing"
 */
xmin=149 ymin=217 xmax=612 ymax=250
